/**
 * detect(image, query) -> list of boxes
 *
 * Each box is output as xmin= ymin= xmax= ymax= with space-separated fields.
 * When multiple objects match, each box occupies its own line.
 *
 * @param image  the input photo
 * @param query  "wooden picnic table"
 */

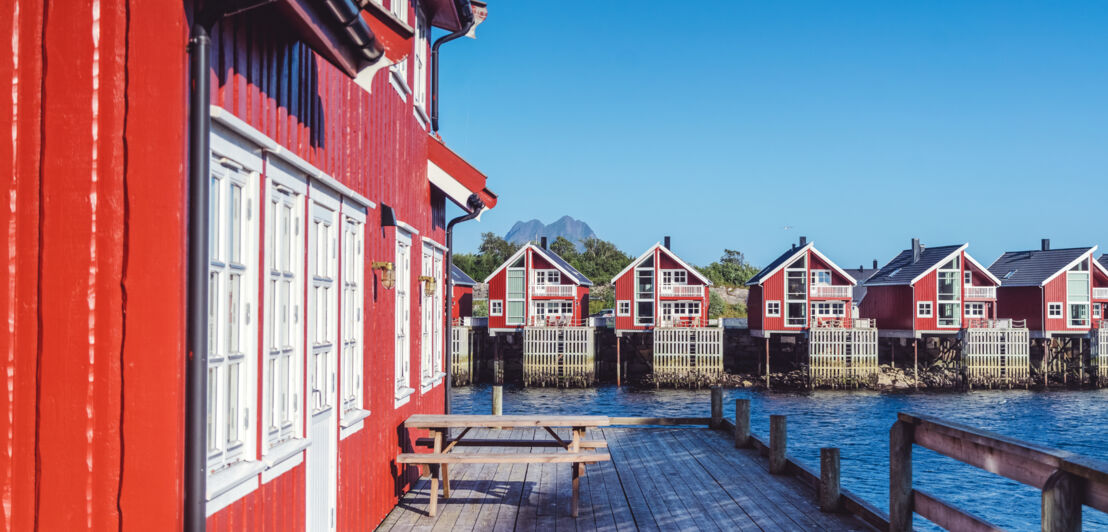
xmin=400 ymin=414 xmax=611 ymax=517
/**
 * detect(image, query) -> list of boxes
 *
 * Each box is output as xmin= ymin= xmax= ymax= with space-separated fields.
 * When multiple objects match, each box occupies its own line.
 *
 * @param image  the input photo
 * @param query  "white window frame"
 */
xmin=964 ymin=271 xmax=973 ymax=286
xmin=533 ymin=269 xmax=561 ymax=286
xmin=784 ymin=265 xmax=807 ymax=327
xmin=964 ymin=302 xmax=985 ymax=318
xmin=261 ymin=160 xmax=307 ymax=457
xmin=810 ymin=269 xmax=832 ymax=286
xmin=412 ymin=8 xmax=429 ymax=122
xmin=505 ymin=266 xmax=526 ymax=326
xmin=1095 ymin=304 xmax=1102 ymax=320
xmin=207 ymin=128 xmax=262 ymax=491
xmin=490 ymin=299 xmax=503 ymax=316
xmin=389 ymin=0 xmax=408 ymax=24
xmin=635 ymin=267 xmax=655 ymax=326
xmin=420 ymin=241 xmax=446 ymax=392
xmin=1048 ymin=302 xmax=1063 ymax=319
xmin=917 ymin=301 xmax=934 ymax=318
xmin=935 ymin=259 xmax=961 ymax=328
xmin=811 ymin=301 xmax=845 ymax=317
xmin=766 ymin=300 xmax=781 ymax=317
xmin=394 ymin=228 xmax=415 ymax=407
xmin=1066 ymin=268 xmax=1091 ymax=328
xmin=617 ymin=301 xmax=631 ymax=317
xmin=662 ymin=269 xmax=687 ymax=286
xmin=340 ymin=203 xmax=368 ymax=432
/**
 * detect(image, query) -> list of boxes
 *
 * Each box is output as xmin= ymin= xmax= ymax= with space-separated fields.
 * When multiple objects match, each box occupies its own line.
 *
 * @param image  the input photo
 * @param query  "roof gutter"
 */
xmin=430 ymin=0 xmax=475 ymax=132
xmin=444 ymin=193 xmax=485 ymax=419
xmin=321 ymin=0 xmax=385 ymax=65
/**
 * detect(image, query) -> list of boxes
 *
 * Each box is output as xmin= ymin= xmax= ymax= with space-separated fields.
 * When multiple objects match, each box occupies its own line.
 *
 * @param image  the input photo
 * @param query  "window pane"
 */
xmin=507 ymin=270 xmax=524 ymax=298
xmin=279 ymin=353 xmax=290 ymax=424
xmin=282 ymin=203 xmax=292 ymax=272
xmin=208 ymin=273 xmax=219 ymax=355
xmin=209 ymin=177 xmax=220 ymax=262
xmin=229 ymin=183 xmax=242 ymax=264
xmin=267 ymin=358 xmax=276 ymax=431
xmin=226 ymin=362 xmax=240 ymax=445
xmin=227 ymin=273 xmax=240 ymax=354
xmin=207 ymin=367 xmax=218 ymax=452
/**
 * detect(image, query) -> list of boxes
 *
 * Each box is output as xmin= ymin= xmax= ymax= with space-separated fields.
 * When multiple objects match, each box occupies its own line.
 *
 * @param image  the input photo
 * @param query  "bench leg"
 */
xmin=571 ymin=462 xmax=581 ymax=517
xmin=429 ymin=473 xmax=439 ymax=517
xmin=442 ymin=464 xmax=451 ymax=498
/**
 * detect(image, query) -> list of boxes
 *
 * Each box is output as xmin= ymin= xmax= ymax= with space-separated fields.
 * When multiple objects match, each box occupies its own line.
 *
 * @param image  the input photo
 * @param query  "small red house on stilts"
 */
xmin=451 ymin=262 xmax=478 ymax=323
xmin=1 ymin=0 xmax=497 ymax=529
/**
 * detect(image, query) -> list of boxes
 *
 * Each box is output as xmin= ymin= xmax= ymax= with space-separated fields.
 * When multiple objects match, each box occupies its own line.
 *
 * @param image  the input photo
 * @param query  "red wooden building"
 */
xmin=483 ymin=239 xmax=593 ymax=331
xmin=988 ymin=241 xmax=1108 ymax=337
xmin=611 ymin=239 xmax=712 ymax=334
xmin=746 ymin=238 xmax=858 ymax=337
xmin=451 ymin=262 xmax=477 ymax=322
xmin=1 ymin=0 xmax=497 ymax=530
xmin=860 ymin=239 xmax=1001 ymax=337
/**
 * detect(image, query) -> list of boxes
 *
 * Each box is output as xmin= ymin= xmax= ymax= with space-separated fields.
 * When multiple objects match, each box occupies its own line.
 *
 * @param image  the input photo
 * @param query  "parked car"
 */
xmin=591 ymin=309 xmax=614 ymax=319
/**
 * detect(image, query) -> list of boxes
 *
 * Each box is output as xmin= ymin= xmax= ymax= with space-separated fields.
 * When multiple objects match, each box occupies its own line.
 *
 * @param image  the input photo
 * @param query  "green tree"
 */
xmin=572 ymin=237 xmax=632 ymax=283
xmin=548 ymin=236 xmax=578 ymax=261
xmin=698 ymin=248 xmax=760 ymax=287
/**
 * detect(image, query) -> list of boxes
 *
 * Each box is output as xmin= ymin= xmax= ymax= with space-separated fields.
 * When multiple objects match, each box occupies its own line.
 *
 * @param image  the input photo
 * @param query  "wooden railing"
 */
xmin=658 ymin=284 xmax=704 ymax=297
xmin=531 ymin=284 xmax=575 ymax=297
xmin=890 ymin=412 xmax=1108 ymax=531
xmin=811 ymin=317 xmax=876 ymax=329
xmin=964 ymin=317 xmax=1026 ymax=329
xmin=1094 ymin=287 xmax=1108 ymax=300
xmin=658 ymin=317 xmax=707 ymax=328
xmin=526 ymin=315 xmax=588 ymax=327
xmin=810 ymin=285 xmax=852 ymax=298
xmin=965 ymin=286 xmax=997 ymax=299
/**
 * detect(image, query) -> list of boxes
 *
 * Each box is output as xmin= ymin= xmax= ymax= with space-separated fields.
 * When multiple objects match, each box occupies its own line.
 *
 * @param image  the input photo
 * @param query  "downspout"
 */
xmin=430 ymin=2 xmax=475 ymax=132
xmin=445 ymin=194 xmax=485 ymax=416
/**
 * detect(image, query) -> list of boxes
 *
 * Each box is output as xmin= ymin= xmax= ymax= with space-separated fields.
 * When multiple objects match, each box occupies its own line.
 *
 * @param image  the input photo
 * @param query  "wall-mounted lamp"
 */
xmin=419 ymin=275 xmax=437 ymax=294
xmin=372 ymin=261 xmax=395 ymax=289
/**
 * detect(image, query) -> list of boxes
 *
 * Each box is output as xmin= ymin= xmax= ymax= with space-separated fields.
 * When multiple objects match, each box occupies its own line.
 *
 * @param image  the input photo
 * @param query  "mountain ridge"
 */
xmin=504 ymin=215 xmax=596 ymax=248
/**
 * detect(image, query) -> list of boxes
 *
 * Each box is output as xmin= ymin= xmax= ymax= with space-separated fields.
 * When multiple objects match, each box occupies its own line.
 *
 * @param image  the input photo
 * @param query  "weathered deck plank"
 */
xmin=381 ymin=427 xmax=875 ymax=532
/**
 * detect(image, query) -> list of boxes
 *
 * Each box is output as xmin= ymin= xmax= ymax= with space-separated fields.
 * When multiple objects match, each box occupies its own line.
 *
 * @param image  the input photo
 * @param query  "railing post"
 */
xmin=820 ymin=447 xmax=841 ymax=512
xmin=710 ymin=386 xmax=723 ymax=429
xmin=769 ymin=415 xmax=787 ymax=474
xmin=889 ymin=420 xmax=914 ymax=532
xmin=1042 ymin=470 xmax=1081 ymax=532
xmin=734 ymin=399 xmax=750 ymax=448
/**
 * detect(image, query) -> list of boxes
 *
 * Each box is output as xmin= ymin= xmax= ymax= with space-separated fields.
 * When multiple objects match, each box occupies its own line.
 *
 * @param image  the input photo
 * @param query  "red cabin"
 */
xmin=988 ymin=242 xmax=1108 ymax=337
xmin=451 ymin=262 xmax=477 ymax=323
xmin=746 ymin=238 xmax=858 ymax=337
xmin=2 ymin=0 xmax=497 ymax=529
xmin=860 ymin=240 xmax=1001 ymax=337
xmin=611 ymin=241 xmax=712 ymax=333
xmin=483 ymin=243 xmax=593 ymax=331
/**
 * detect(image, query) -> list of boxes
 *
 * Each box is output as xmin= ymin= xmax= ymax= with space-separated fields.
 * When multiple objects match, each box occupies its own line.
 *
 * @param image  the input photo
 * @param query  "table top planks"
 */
xmin=405 ymin=414 xmax=611 ymax=429
xmin=381 ymin=427 xmax=876 ymax=531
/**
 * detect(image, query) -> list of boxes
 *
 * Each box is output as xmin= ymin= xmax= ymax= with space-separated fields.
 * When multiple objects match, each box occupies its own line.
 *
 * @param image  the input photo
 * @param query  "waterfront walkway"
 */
xmin=379 ymin=426 xmax=874 ymax=531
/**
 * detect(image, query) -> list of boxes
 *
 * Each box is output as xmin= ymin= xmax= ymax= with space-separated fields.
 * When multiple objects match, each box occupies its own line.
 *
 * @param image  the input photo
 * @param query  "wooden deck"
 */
xmin=378 ymin=427 xmax=875 ymax=531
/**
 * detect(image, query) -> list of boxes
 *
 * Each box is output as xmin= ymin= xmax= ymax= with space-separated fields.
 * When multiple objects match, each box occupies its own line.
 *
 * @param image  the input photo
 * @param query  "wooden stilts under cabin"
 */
xmin=451 ymin=323 xmax=474 ymax=386
xmin=1095 ymin=328 xmax=1108 ymax=386
xmin=522 ymin=326 xmax=596 ymax=387
xmin=615 ymin=335 xmax=622 ymax=387
xmin=963 ymin=320 xmax=1030 ymax=388
xmin=807 ymin=320 xmax=879 ymax=388
xmin=766 ymin=336 xmax=771 ymax=389
xmin=913 ymin=339 xmax=918 ymax=391
xmin=651 ymin=326 xmax=723 ymax=387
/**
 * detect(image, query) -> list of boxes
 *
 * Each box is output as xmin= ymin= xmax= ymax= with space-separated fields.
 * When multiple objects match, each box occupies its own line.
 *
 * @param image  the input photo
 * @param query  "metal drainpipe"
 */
xmin=445 ymin=194 xmax=485 ymax=416
xmin=430 ymin=16 xmax=475 ymax=132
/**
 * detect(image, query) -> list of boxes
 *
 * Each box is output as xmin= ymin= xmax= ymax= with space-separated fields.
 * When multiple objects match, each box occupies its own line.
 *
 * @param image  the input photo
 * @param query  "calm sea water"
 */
xmin=451 ymin=385 xmax=1108 ymax=531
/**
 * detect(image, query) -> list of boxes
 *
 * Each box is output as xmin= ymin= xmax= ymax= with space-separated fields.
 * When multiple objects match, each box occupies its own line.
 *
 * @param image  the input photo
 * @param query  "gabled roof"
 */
xmin=450 ymin=263 xmax=476 ymax=287
xmin=745 ymin=242 xmax=857 ymax=287
xmin=864 ymin=244 xmax=966 ymax=287
xmin=609 ymin=243 xmax=713 ymax=286
xmin=1101 ymin=254 xmax=1108 ymax=271
xmin=482 ymin=243 xmax=593 ymax=286
xmin=987 ymin=246 xmax=1102 ymax=287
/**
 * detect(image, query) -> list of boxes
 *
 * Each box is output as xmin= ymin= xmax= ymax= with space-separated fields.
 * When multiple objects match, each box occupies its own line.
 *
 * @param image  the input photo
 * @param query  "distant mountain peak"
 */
xmin=504 ymin=216 xmax=596 ymax=249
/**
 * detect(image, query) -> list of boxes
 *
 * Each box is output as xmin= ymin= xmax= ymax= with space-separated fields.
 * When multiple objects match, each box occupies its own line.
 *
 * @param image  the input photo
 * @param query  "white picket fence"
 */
xmin=652 ymin=327 xmax=724 ymax=385
xmin=1095 ymin=328 xmax=1108 ymax=385
xmin=522 ymin=326 xmax=595 ymax=387
xmin=964 ymin=327 xmax=1030 ymax=386
xmin=451 ymin=326 xmax=472 ymax=386
xmin=808 ymin=327 xmax=879 ymax=387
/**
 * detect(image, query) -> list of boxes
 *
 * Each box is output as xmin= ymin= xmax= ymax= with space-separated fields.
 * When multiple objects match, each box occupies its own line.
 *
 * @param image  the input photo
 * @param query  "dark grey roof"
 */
xmin=535 ymin=245 xmax=594 ymax=286
xmin=745 ymin=245 xmax=806 ymax=286
xmin=842 ymin=268 xmax=878 ymax=304
xmin=450 ymin=263 xmax=476 ymax=286
xmin=987 ymin=247 xmax=1093 ymax=287
xmin=865 ymin=244 xmax=964 ymax=287
xmin=1100 ymin=254 xmax=1107 ymax=270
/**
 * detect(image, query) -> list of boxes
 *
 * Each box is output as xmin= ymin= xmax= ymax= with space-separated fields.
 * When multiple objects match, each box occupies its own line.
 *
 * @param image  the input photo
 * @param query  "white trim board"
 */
xmin=1041 ymin=246 xmax=1101 ymax=287
xmin=609 ymin=243 xmax=713 ymax=286
xmin=483 ymin=244 xmax=584 ymax=286
xmin=907 ymin=244 xmax=969 ymax=286
xmin=744 ymin=242 xmax=857 ymax=287
xmin=210 ymin=105 xmax=376 ymax=210
xmin=421 ymin=236 xmax=447 ymax=252
xmin=964 ymin=251 xmax=1003 ymax=286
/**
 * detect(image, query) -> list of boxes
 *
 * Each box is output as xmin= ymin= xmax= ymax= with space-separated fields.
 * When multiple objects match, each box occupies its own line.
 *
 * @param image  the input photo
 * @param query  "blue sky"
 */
xmin=436 ymin=1 xmax=1108 ymax=270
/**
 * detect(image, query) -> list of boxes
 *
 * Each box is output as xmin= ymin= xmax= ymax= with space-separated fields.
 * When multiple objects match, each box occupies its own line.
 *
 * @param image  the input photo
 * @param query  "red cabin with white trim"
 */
xmin=451 ymin=263 xmax=477 ymax=323
xmin=860 ymin=240 xmax=1001 ymax=337
xmin=611 ymin=242 xmax=712 ymax=333
xmin=746 ymin=239 xmax=858 ymax=337
xmin=484 ymin=243 xmax=593 ymax=331
xmin=988 ymin=242 xmax=1108 ymax=337
xmin=2 ymin=0 xmax=496 ymax=529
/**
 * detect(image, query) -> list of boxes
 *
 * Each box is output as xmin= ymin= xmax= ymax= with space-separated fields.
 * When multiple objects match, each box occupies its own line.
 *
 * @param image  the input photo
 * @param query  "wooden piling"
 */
xmin=913 ymin=339 xmax=919 ymax=391
xmin=710 ymin=386 xmax=722 ymax=429
xmin=1042 ymin=470 xmax=1081 ymax=532
xmin=889 ymin=420 xmax=914 ymax=532
xmin=765 ymin=337 xmax=771 ymax=389
xmin=492 ymin=385 xmax=502 ymax=416
xmin=820 ymin=447 xmax=841 ymax=512
xmin=734 ymin=399 xmax=750 ymax=448
xmin=769 ymin=415 xmax=786 ymax=474
xmin=616 ymin=335 xmax=622 ymax=387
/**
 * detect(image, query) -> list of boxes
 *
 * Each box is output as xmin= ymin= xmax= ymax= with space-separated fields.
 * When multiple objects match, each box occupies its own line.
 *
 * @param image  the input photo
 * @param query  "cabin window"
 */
xmin=394 ymin=229 xmax=414 ymax=405
xmin=917 ymin=301 xmax=933 ymax=318
xmin=534 ymin=269 xmax=561 ymax=285
xmin=506 ymin=268 xmax=525 ymax=325
xmin=263 ymin=179 xmax=304 ymax=451
xmin=341 ymin=212 xmax=366 ymax=422
xmin=811 ymin=301 xmax=845 ymax=317
xmin=490 ymin=300 xmax=503 ymax=316
xmin=635 ymin=268 xmax=654 ymax=326
xmin=785 ymin=269 xmax=807 ymax=327
xmin=661 ymin=301 xmax=701 ymax=325
xmin=1004 ymin=270 xmax=1017 ymax=279
xmin=388 ymin=0 xmax=408 ymax=23
xmin=1095 ymin=304 xmax=1102 ymax=320
xmin=1048 ymin=303 xmax=1063 ymax=318
xmin=766 ymin=300 xmax=781 ymax=317
xmin=412 ymin=9 xmax=429 ymax=118
xmin=617 ymin=301 xmax=630 ymax=316
xmin=1067 ymin=268 xmax=1090 ymax=327
xmin=936 ymin=261 xmax=962 ymax=328
xmin=662 ymin=270 xmax=687 ymax=286
xmin=964 ymin=271 xmax=972 ymax=285
xmin=420 ymin=241 xmax=445 ymax=389
xmin=207 ymin=145 xmax=259 ymax=475
xmin=810 ymin=270 xmax=832 ymax=286
xmin=964 ymin=302 xmax=985 ymax=318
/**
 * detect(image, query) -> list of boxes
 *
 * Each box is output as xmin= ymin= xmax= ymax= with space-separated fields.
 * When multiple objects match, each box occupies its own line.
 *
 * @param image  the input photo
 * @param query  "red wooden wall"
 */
xmin=859 ymin=285 xmax=914 ymax=331
xmin=997 ymin=286 xmax=1044 ymax=331
xmin=0 ymin=1 xmax=189 ymax=529
xmin=452 ymin=285 xmax=474 ymax=320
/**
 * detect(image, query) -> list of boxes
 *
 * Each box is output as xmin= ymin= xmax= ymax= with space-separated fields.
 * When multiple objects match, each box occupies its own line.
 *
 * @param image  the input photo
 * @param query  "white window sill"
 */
xmin=413 ymin=105 xmax=429 ymax=129
xmin=421 ymin=372 xmax=446 ymax=394
xmin=395 ymin=386 xmax=416 ymax=408
xmin=261 ymin=438 xmax=310 ymax=484
xmin=340 ymin=408 xmax=371 ymax=439
xmin=390 ymin=72 xmax=411 ymax=101
xmin=206 ymin=460 xmax=265 ymax=515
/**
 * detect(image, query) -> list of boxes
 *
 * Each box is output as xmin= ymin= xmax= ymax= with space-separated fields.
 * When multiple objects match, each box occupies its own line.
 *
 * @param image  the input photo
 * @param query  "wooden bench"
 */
xmin=397 ymin=451 xmax=611 ymax=517
xmin=414 ymin=437 xmax=608 ymax=449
